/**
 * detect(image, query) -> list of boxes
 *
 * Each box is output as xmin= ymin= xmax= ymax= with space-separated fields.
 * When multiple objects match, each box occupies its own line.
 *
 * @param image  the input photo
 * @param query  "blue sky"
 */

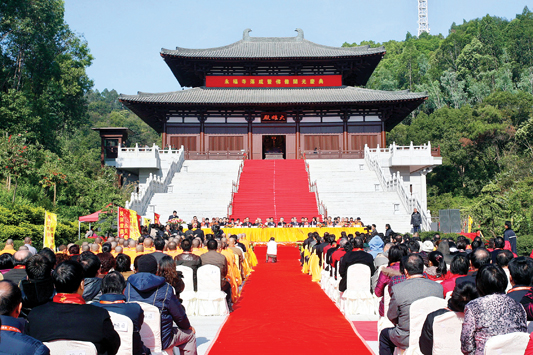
xmin=64 ymin=0 xmax=531 ymax=95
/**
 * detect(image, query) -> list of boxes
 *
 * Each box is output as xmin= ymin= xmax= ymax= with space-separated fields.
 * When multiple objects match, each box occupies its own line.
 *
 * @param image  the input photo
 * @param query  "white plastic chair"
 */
xmin=341 ymin=264 xmax=376 ymax=316
xmin=176 ymin=265 xmax=198 ymax=316
xmin=378 ymin=285 xmax=395 ymax=336
xmin=484 ymin=332 xmax=529 ymax=355
xmin=432 ymin=311 xmax=464 ymax=355
xmin=44 ymin=340 xmax=97 ymax=355
xmin=196 ymin=265 xmax=229 ymax=316
xmin=404 ymin=296 xmax=447 ymax=354
xmin=108 ymin=311 xmax=134 ymax=355
xmin=320 ymin=253 xmax=330 ymax=290
xmin=132 ymin=302 xmax=173 ymax=355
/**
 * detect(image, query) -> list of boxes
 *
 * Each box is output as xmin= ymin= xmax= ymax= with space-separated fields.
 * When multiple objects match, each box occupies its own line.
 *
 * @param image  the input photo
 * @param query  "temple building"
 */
xmin=113 ymin=29 xmax=442 ymax=232
xmin=119 ymin=29 xmax=427 ymax=160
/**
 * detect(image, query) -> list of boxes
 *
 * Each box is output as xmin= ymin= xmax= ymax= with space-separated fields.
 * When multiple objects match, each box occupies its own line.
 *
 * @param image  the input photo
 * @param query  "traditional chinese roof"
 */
xmin=161 ymin=29 xmax=385 ymax=59
xmin=161 ymin=29 xmax=385 ymax=87
xmin=119 ymin=86 xmax=427 ymax=132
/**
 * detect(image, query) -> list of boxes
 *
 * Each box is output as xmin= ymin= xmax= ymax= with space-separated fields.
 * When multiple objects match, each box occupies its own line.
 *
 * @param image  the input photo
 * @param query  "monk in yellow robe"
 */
xmin=1 ymin=239 xmax=16 ymax=255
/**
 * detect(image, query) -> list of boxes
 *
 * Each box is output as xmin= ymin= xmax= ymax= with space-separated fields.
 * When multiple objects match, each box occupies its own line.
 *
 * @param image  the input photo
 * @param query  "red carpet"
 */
xmin=208 ymin=246 xmax=373 ymax=355
xmin=230 ymin=160 xmax=320 ymax=222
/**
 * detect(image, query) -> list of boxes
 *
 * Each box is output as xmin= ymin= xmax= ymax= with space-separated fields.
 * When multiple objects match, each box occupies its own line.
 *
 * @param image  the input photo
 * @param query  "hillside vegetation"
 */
xmin=344 ymin=7 xmax=533 ymax=241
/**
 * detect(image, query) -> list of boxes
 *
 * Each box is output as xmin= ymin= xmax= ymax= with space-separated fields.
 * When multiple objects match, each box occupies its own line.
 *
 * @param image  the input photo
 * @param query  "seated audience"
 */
xmin=0 ymin=253 xmax=14 ymax=275
xmin=460 ymin=264 xmax=527 ymax=355
xmin=490 ymin=237 xmax=505 ymax=263
xmin=148 ymin=237 xmax=166 ymax=263
xmin=79 ymin=251 xmax=102 ymax=301
xmin=506 ymin=256 xmax=533 ymax=302
xmin=419 ymin=282 xmax=479 ymax=355
xmin=115 ymin=253 xmax=134 ymax=279
xmin=368 ymin=235 xmax=384 ymax=259
xmin=436 ymin=239 xmax=452 ymax=265
xmin=94 ymin=271 xmax=149 ymax=355
xmin=38 ymin=248 xmax=56 ymax=269
xmin=175 ymin=239 xmax=202 ymax=291
xmin=456 ymin=248 xmax=491 ymax=287
xmin=1 ymin=239 xmax=16 ymax=255
xmin=19 ymin=254 xmax=55 ymax=318
xmin=27 ymin=260 xmax=121 ymax=355
xmin=339 ymin=237 xmax=375 ymax=293
xmin=200 ymin=239 xmax=232 ymax=310
xmin=495 ymin=249 xmax=514 ymax=291
xmin=126 ymin=254 xmax=196 ymax=354
xmin=426 ymin=251 xmax=448 ymax=281
xmin=0 ymin=280 xmax=50 ymax=354
xmin=441 ymin=254 xmax=470 ymax=297
xmin=97 ymin=252 xmax=116 ymax=276
xmin=375 ymin=245 xmax=406 ymax=316
xmin=3 ymin=250 xmax=31 ymax=284
xmin=158 ymin=255 xmax=185 ymax=297
xmin=379 ymin=254 xmax=444 ymax=355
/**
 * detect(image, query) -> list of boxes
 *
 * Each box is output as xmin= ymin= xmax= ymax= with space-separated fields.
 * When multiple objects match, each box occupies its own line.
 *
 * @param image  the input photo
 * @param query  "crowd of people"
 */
xmin=162 ymin=211 xmax=373 ymax=228
xmin=0 ymin=229 xmax=257 ymax=355
xmin=300 ymin=221 xmax=532 ymax=355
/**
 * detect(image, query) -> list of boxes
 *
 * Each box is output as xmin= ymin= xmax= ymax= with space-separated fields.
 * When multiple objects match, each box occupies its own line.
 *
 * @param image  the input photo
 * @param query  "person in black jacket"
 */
xmin=339 ymin=237 xmax=375 ymax=292
xmin=94 ymin=272 xmax=150 ymax=355
xmin=504 ymin=221 xmax=517 ymax=254
xmin=410 ymin=209 xmax=422 ymax=233
xmin=79 ymin=251 xmax=102 ymax=302
xmin=19 ymin=254 xmax=55 ymax=318
xmin=126 ymin=255 xmax=196 ymax=353
xmin=27 ymin=260 xmax=120 ymax=355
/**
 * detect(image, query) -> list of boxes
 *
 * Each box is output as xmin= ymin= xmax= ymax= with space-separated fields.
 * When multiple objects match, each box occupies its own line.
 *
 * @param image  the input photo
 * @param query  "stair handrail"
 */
xmin=227 ymin=151 xmax=247 ymax=217
xmin=364 ymin=144 xmax=431 ymax=231
xmin=126 ymin=145 xmax=185 ymax=215
xmin=301 ymin=153 xmax=328 ymax=220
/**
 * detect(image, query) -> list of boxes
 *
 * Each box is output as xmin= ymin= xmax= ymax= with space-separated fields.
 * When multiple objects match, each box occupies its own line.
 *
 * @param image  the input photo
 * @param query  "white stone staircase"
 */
xmin=307 ymin=159 xmax=413 ymax=233
xmin=147 ymin=160 xmax=242 ymax=223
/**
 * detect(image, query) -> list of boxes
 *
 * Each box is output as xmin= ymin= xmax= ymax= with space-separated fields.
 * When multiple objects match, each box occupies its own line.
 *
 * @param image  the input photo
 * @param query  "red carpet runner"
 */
xmin=208 ymin=246 xmax=372 ymax=355
xmin=230 ymin=160 xmax=320 ymax=222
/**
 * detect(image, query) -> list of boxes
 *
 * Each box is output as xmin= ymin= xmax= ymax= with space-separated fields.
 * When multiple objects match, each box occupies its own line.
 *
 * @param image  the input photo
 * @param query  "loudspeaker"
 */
xmin=439 ymin=210 xmax=451 ymax=234
xmin=449 ymin=209 xmax=461 ymax=233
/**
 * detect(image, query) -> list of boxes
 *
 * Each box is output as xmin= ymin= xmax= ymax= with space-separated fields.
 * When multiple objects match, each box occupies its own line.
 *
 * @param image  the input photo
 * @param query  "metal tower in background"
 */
xmin=418 ymin=0 xmax=429 ymax=36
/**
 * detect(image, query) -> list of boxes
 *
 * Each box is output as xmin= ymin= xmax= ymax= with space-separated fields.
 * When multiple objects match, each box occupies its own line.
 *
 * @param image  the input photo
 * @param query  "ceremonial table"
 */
xmin=197 ymin=227 xmax=369 ymax=242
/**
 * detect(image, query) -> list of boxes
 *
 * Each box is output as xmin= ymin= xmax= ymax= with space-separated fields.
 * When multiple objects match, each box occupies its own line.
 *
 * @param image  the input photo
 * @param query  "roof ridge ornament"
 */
xmin=243 ymin=28 xmax=252 ymax=41
xmin=295 ymin=28 xmax=304 ymax=41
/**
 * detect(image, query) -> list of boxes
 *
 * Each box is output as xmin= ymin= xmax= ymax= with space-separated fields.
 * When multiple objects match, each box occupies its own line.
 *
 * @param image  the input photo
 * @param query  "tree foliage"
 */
xmin=344 ymin=7 xmax=533 ymax=239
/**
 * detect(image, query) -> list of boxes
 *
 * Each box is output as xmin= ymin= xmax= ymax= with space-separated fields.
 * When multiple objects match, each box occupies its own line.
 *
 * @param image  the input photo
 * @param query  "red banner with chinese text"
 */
xmin=154 ymin=213 xmax=160 ymax=224
xmin=205 ymin=75 xmax=342 ymax=88
xmin=118 ymin=207 xmax=141 ymax=240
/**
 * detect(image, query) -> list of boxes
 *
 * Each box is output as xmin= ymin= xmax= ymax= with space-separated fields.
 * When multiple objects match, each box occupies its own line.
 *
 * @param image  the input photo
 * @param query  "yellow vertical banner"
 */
xmin=468 ymin=216 xmax=473 ymax=233
xmin=130 ymin=210 xmax=141 ymax=239
xmin=44 ymin=211 xmax=57 ymax=250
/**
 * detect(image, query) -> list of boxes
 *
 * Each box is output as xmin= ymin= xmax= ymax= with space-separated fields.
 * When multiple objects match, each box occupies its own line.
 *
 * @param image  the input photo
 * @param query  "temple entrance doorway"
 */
xmin=262 ymin=135 xmax=286 ymax=159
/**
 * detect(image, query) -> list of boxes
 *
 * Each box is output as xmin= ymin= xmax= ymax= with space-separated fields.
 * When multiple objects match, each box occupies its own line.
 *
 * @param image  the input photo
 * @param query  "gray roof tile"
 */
xmin=119 ymin=86 xmax=426 ymax=105
xmin=161 ymin=31 xmax=385 ymax=59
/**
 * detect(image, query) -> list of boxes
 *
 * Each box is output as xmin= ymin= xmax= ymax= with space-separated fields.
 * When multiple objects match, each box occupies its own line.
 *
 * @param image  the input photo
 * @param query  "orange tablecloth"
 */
xmin=210 ymin=227 xmax=369 ymax=242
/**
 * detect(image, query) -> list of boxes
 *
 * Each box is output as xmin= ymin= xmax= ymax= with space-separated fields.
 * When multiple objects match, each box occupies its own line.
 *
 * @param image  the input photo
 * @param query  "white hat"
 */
xmin=421 ymin=240 xmax=434 ymax=253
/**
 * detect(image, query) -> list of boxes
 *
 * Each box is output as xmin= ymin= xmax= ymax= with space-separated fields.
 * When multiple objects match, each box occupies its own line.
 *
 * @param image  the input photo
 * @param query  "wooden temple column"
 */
xmin=198 ymin=115 xmax=206 ymax=153
xmin=342 ymin=112 xmax=349 ymax=151
xmin=381 ymin=121 xmax=386 ymax=147
xmin=294 ymin=113 xmax=302 ymax=158
xmin=245 ymin=112 xmax=255 ymax=159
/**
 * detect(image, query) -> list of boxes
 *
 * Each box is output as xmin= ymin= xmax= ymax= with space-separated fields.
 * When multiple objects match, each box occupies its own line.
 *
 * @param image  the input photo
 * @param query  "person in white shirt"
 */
xmin=266 ymin=237 xmax=278 ymax=263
